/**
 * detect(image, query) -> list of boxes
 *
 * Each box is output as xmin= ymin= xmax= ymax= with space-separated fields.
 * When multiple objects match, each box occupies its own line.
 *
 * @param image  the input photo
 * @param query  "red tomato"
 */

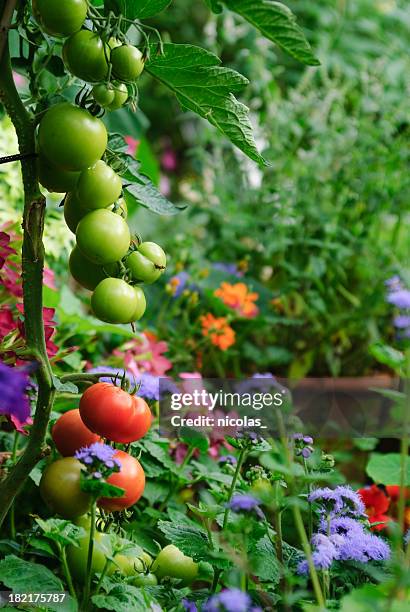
xmin=79 ymin=382 xmax=152 ymax=443
xmin=52 ymin=409 xmax=101 ymax=456
xmin=98 ymin=450 xmax=145 ymax=511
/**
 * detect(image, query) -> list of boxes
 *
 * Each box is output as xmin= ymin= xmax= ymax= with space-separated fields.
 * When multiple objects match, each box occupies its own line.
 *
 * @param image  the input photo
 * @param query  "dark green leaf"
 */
xmin=0 ymin=556 xmax=76 ymax=612
xmin=81 ymin=475 xmax=125 ymax=498
xmin=146 ymin=43 xmax=267 ymax=165
xmin=35 ymin=518 xmax=85 ymax=548
xmin=179 ymin=426 xmax=209 ymax=452
xmin=92 ymin=583 xmax=157 ymax=612
xmin=157 ymin=521 xmax=209 ymax=560
xmin=205 ymin=0 xmax=224 ymax=12
xmin=224 ymin=0 xmax=319 ymax=66
xmin=128 ymin=0 xmax=172 ymax=19
xmin=249 ymin=535 xmax=281 ymax=583
xmin=369 ymin=343 xmax=405 ymax=371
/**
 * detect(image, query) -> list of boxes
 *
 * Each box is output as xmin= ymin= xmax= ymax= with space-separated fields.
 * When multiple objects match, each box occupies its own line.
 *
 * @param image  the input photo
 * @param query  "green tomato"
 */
xmin=76 ymin=209 xmax=130 ymax=265
xmin=67 ymin=531 xmax=114 ymax=583
xmin=33 ymin=0 xmax=87 ymax=37
xmin=106 ymin=83 xmax=128 ymax=111
xmin=113 ymin=554 xmax=144 ymax=576
xmin=38 ymin=103 xmax=107 ymax=171
xmin=64 ymin=191 xmax=89 ymax=233
xmin=126 ymin=241 xmax=166 ymax=284
xmin=131 ymin=573 xmax=158 ymax=587
xmin=40 ymin=457 xmax=91 ymax=519
xmin=130 ymin=286 xmax=146 ymax=322
xmin=69 ymin=245 xmax=109 ymax=291
xmin=63 ymin=30 xmax=109 ymax=82
xmin=111 ymin=45 xmax=144 ymax=82
xmin=152 ymin=544 xmax=198 ymax=584
xmin=92 ymin=83 xmax=115 ymax=107
xmin=91 ymin=278 xmax=138 ymax=324
xmin=38 ymin=155 xmax=80 ymax=193
xmin=77 ymin=161 xmax=122 ymax=209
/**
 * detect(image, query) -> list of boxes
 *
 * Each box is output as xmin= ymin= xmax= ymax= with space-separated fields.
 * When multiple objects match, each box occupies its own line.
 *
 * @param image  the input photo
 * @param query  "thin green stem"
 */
xmin=60 ymin=546 xmax=76 ymax=600
xmin=83 ymin=500 xmax=97 ymax=608
xmin=94 ymin=558 xmax=113 ymax=595
xmin=222 ymin=448 xmax=246 ymax=530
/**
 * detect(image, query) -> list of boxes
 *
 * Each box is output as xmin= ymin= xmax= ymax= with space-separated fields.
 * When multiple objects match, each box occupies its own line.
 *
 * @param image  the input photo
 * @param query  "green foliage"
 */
xmin=366 ymin=453 xmax=410 ymax=486
xmin=92 ymin=581 xmax=158 ymax=612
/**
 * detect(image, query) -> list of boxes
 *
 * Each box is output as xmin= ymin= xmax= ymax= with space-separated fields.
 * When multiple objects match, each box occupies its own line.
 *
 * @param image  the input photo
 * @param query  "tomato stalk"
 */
xmin=0 ymin=0 xmax=56 ymax=530
xmin=82 ymin=499 xmax=97 ymax=608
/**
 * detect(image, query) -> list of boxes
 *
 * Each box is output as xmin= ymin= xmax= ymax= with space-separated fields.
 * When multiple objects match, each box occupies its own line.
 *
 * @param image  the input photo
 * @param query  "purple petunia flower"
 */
xmin=387 ymin=289 xmax=410 ymax=310
xmin=203 ymin=588 xmax=259 ymax=612
xmin=0 ymin=362 xmax=31 ymax=424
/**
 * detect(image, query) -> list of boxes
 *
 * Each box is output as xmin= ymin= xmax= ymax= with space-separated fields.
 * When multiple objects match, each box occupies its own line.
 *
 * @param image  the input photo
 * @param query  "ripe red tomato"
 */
xmin=98 ymin=450 xmax=145 ymax=511
xmin=79 ymin=382 xmax=152 ymax=443
xmin=52 ymin=409 xmax=101 ymax=457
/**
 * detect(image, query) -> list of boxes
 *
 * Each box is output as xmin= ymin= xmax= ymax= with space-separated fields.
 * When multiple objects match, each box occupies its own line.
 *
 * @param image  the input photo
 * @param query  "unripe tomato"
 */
xmin=98 ymin=450 xmax=145 ymax=511
xmin=111 ymin=45 xmax=144 ymax=81
xmin=52 ymin=409 xmax=101 ymax=456
xmin=152 ymin=545 xmax=198 ymax=583
xmin=38 ymin=103 xmax=107 ymax=171
xmin=79 ymin=382 xmax=152 ymax=443
xmin=91 ymin=278 xmax=138 ymax=324
xmin=33 ymin=0 xmax=87 ymax=37
xmin=77 ymin=161 xmax=122 ymax=209
xmin=113 ymin=554 xmax=143 ymax=576
xmin=64 ymin=191 xmax=89 ymax=233
xmin=40 ymin=457 xmax=91 ymax=519
xmin=106 ymin=83 xmax=128 ymax=111
xmin=69 ymin=246 xmax=109 ymax=291
xmin=76 ymin=209 xmax=130 ymax=265
xmin=126 ymin=241 xmax=166 ymax=284
xmin=131 ymin=573 xmax=158 ymax=587
xmin=67 ymin=530 xmax=113 ymax=582
xmin=130 ymin=286 xmax=147 ymax=321
xmin=63 ymin=30 xmax=109 ymax=82
xmin=92 ymin=83 xmax=115 ymax=107
xmin=38 ymin=156 xmax=80 ymax=193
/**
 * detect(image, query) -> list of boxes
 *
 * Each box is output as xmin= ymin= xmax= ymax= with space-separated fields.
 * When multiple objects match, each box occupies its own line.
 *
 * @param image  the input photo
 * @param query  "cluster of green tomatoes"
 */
xmin=34 ymin=0 xmax=166 ymax=325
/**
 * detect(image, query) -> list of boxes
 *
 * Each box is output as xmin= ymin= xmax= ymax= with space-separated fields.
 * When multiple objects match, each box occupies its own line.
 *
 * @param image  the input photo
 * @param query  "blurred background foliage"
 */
xmin=1 ymin=0 xmax=409 ymax=378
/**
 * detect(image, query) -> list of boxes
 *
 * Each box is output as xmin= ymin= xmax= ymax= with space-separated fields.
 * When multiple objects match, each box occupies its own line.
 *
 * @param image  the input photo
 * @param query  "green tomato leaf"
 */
xmin=52 ymin=375 xmax=78 ymax=395
xmin=179 ymin=426 xmax=210 ymax=452
xmin=80 ymin=475 xmax=125 ymax=498
xmin=157 ymin=521 xmax=209 ymax=560
xmin=366 ymin=453 xmax=410 ymax=486
xmin=224 ymin=0 xmax=319 ymax=66
xmin=205 ymin=0 xmax=224 ymax=12
xmin=249 ymin=535 xmax=281 ymax=583
xmin=35 ymin=518 xmax=86 ymax=548
xmin=0 ymin=556 xmax=76 ymax=612
xmin=105 ymin=0 xmax=171 ymax=19
xmin=92 ymin=583 xmax=157 ymax=612
xmin=369 ymin=343 xmax=405 ymax=371
xmin=145 ymin=43 xmax=267 ymax=166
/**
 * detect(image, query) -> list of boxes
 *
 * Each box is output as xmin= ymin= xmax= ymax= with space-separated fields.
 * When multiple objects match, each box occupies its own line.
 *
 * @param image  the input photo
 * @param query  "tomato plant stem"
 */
xmin=0 ymin=2 xmax=55 ymax=531
xmin=60 ymin=546 xmax=76 ymax=600
xmin=83 ymin=500 xmax=97 ymax=608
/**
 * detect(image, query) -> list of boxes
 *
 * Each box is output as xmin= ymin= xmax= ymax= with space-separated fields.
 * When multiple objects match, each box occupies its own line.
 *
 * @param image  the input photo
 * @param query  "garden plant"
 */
xmin=0 ymin=0 xmax=409 ymax=611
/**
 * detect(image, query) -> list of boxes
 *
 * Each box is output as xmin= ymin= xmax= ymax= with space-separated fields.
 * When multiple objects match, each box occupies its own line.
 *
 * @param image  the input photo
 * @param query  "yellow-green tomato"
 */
xmin=63 ymin=30 xmax=109 ymax=82
xmin=113 ymin=554 xmax=144 ymax=576
xmin=38 ymin=103 xmax=107 ymax=171
xmin=126 ymin=241 xmax=166 ymax=284
xmin=76 ymin=209 xmax=130 ymax=265
xmin=69 ymin=246 xmax=108 ymax=291
xmin=130 ymin=286 xmax=146 ymax=322
xmin=106 ymin=83 xmax=128 ymax=111
xmin=33 ymin=0 xmax=87 ymax=37
xmin=152 ymin=544 xmax=198 ymax=584
xmin=64 ymin=191 xmax=89 ymax=233
xmin=131 ymin=573 xmax=158 ymax=587
xmin=40 ymin=457 xmax=91 ymax=519
xmin=67 ymin=531 xmax=113 ymax=582
xmin=91 ymin=278 xmax=138 ymax=324
xmin=111 ymin=45 xmax=144 ymax=82
xmin=77 ymin=161 xmax=122 ymax=209
xmin=38 ymin=156 xmax=80 ymax=193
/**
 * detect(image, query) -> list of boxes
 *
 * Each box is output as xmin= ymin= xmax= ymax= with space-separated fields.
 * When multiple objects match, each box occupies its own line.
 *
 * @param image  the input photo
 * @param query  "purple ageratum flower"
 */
xmin=319 ymin=516 xmax=365 ymax=538
xmin=228 ymin=494 xmax=264 ymax=519
xmin=385 ymin=276 xmax=403 ymax=291
xmin=219 ymin=455 xmax=237 ymax=465
xmin=297 ymin=534 xmax=338 ymax=574
xmin=182 ymin=600 xmax=198 ymax=612
xmin=88 ymin=367 xmax=161 ymax=401
xmin=308 ymin=486 xmax=365 ymax=517
xmin=213 ymin=262 xmax=242 ymax=278
xmin=75 ymin=443 xmax=122 ymax=475
xmin=203 ymin=589 xmax=260 ymax=612
xmin=170 ymin=271 xmax=190 ymax=297
xmin=137 ymin=372 xmax=160 ymax=401
xmin=336 ymin=532 xmax=390 ymax=563
xmin=387 ymin=289 xmax=410 ymax=310
xmin=0 ymin=362 xmax=31 ymax=424
xmin=393 ymin=315 xmax=410 ymax=329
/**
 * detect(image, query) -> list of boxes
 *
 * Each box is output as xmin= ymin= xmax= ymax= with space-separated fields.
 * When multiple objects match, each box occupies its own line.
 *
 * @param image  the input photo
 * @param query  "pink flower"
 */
xmin=43 ymin=267 xmax=56 ymax=290
xmin=0 ymin=307 xmax=16 ymax=339
xmin=124 ymin=136 xmax=139 ymax=157
xmin=16 ymin=304 xmax=58 ymax=358
xmin=114 ymin=331 xmax=172 ymax=377
xmin=161 ymin=148 xmax=178 ymax=172
xmin=12 ymin=72 xmax=25 ymax=87
xmin=0 ymin=232 xmax=16 ymax=269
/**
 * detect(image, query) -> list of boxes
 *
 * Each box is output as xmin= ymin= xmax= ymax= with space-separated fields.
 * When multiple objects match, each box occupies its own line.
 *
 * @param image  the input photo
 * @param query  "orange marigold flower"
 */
xmin=200 ymin=313 xmax=236 ymax=351
xmin=214 ymin=282 xmax=259 ymax=318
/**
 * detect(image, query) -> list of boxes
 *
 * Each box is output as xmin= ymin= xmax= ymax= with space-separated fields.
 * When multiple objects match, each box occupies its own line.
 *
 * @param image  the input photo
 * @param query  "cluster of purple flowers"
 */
xmin=218 ymin=455 xmax=237 ymax=466
xmin=293 ymin=433 xmax=314 ymax=459
xmin=0 ymin=362 xmax=31 ymax=424
xmin=227 ymin=494 xmax=265 ymax=519
xmin=89 ymin=366 xmax=160 ymax=401
xmin=298 ymin=486 xmax=390 ymax=574
xmin=200 ymin=588 xmax=261 ymax=612
xmin=385 ymin=276 xmax=410 ymax=339
xmin=75 ymin=442 xmax=121 ymax=480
